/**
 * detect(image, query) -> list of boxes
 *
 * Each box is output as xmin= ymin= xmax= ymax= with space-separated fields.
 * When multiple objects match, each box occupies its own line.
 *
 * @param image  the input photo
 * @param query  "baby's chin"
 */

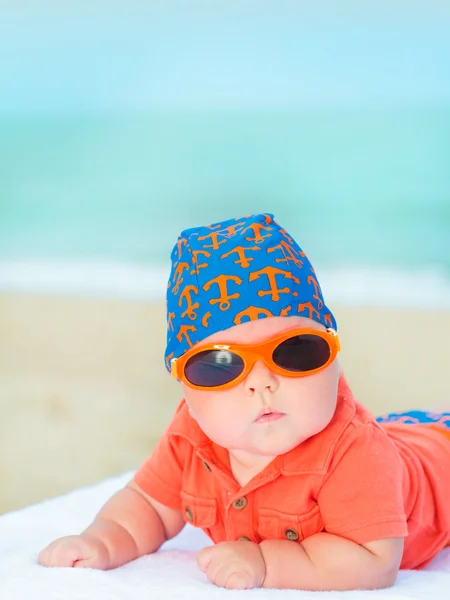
xmin=195 ymin=417 xmax=324 ymax=456
xmin=241 ymin=428 xmax=310 ymax=457
xmin=258 ymin=438 xmax=306 ymax=457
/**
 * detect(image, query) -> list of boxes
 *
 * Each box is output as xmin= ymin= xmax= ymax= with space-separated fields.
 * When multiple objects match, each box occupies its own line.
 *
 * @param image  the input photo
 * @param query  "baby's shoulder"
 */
xmin=331 ymin=411 xmax=398 ymax=469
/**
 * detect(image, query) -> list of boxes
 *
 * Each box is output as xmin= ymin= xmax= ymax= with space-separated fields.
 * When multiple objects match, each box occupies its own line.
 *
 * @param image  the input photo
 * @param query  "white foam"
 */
xmin=0 ymin=260 xmax=169 ymax=301
xmin=0 ymin=260 xmax=449 ymax=309
xmin=318 ymin=266 xmax=450 ymax=310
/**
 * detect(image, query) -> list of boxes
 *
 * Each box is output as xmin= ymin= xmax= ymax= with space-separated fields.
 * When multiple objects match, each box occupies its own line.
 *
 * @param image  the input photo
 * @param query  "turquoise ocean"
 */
xmin=1 ymin=108 xmax=449 ymax=307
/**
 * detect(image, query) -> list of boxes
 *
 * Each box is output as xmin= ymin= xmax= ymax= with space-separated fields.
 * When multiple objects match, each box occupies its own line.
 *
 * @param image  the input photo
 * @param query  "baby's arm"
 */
xmin=38 ymin=481 xmax=185 ymax=569
xmin=260 ymin=534 xmax=404 ymax=590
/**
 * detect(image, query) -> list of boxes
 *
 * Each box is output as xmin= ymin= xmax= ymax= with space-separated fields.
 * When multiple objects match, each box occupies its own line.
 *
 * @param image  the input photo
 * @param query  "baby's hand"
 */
xmin=38 ymin=535 xmax=110 ymax=569
xmin=197 ymin=541 xmax=266 ymax=590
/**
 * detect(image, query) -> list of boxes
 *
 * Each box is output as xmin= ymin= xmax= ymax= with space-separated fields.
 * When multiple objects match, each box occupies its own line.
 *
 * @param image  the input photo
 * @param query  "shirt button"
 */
xmin=284 ymin=528 xmax=299 ymax=541
xmin=232 ymin=497 xmax=247 ymax=510
xmin=202 ymin=461 xmax=212 ymax=472
xmin=238 ymin=536 xmax=251 ymax=542
xmin=185 ymin=507 xmax=194 ymax=522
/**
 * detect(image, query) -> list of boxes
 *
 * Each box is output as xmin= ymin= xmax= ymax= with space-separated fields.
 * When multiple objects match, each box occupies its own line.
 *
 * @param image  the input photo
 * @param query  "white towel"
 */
xmin=1 ymin=472 xmax=450 ymax=600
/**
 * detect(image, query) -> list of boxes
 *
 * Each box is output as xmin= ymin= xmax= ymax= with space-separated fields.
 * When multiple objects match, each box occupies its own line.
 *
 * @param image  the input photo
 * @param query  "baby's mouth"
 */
xmin=254 ymin=408 xmax=286 ymax=423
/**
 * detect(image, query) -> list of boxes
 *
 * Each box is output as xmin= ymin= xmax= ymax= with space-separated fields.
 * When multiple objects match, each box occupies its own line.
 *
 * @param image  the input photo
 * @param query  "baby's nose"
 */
xmin=243 ymin=360 xmax=279 ymax=394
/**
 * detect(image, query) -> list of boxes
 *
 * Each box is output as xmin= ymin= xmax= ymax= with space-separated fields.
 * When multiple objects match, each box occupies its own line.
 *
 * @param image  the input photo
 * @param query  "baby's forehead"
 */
xmin=197 ymin=315 xmax=325 ymax=346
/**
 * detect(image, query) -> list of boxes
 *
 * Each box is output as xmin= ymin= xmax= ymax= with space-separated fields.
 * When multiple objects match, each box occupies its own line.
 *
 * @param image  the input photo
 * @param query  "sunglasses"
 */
xmin=170 ymin=327 xmax=340 ymax=391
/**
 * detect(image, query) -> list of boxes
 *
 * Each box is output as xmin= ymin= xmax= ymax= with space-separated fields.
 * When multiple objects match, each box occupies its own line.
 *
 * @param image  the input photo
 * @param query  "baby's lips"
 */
xmin=254 ymin=407 xmax=285 ymax=422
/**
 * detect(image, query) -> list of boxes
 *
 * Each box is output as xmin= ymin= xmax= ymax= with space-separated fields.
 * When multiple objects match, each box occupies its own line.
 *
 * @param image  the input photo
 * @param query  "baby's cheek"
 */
xmin=285 ymin=371 xmax=339 ymax=431
xmin=184 ymin=393 xmax=242 ymax=439
xmin=308 ymin=360 xmax=340 ymax=399
xmin=208 ymin=402 xmax=245 ymax=433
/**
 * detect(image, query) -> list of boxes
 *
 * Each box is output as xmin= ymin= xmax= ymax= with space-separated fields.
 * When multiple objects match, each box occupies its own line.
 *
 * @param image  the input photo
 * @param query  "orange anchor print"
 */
xmin=202 ymin=311 xmax=212 ymax=328
xmin=221 ymin=245 xmax=261 ymax=268
xmin=176 ymin=324 xmax=197 ymax=348
xmin=218 ymin=222 xmax=246 ymax=238
xmin=179 ymin=285 xmax=200 ymax=320
xmin=234 ymin=306 xmax=274 ymax=324
xmin=191 ymin=249 xmax=211 ymax=275
xmin=279 ymin=305 xmax=291 ymax=317
xmin=197 ymin=232 xmax=228 ymax=251
xmin=268 ymin=239 xmax=304 ymax=268
xmin=203 ymin=274 xmax=242 ymax=311
xmin=241 ymin=222 xmax=273 ymax=244
xmin=307 ymin=275 xmax=324 ymax=310
xmin=278 ymin=228 xmax=294 ymax=245
xmin=172 ymin=261 xmax=190 ymax=294
xmin=323 ymin=313 xmax=333 ymax=327
xmin=433 ymin=414 xmax=450 ymax=428
xmin=165 ymin=351 xmax=175 ymax=371
xmin=177 ymin=237 xmax=187 ymax=259
xmin=167 ymin=311 xmax=176 ymax=331
xmin=249 ymin=266 xmax=300 ymax=302
xmin=297 ymin=301 xmax=321 ymax=321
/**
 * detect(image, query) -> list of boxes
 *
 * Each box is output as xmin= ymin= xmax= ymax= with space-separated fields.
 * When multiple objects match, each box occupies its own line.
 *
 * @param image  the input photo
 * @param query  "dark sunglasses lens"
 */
xmin=273 ymin=334 xmax=331 ymax=372
xmin=184 ymin=350 xmax=245 ymax=387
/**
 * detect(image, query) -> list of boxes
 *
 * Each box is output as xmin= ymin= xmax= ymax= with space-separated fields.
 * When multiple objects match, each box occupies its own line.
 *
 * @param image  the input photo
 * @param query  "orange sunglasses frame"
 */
xmin=170 ymin=327 xmax=341 ymax=391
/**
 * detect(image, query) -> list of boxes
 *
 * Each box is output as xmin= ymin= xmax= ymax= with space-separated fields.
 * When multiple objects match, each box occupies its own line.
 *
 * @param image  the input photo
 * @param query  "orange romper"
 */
xmin=134 ymin=377 xmax=450 ymax=570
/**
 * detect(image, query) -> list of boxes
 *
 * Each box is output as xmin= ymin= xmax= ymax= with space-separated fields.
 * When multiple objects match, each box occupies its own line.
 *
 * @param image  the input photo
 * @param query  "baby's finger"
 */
xmin=38 ymin=543 xmax=82 ymax=567
xmin=212 ymin=562 xmax=249 ymax=590
xmin=73 ymin=542 xmax=109 ymax=570
xmin=225 ymin=571 xmax=253 ymax=590
xmin=72 ymin=555 xmax=101 ymax=569
xmin=196 ymin=546 xmax=214 ymax=572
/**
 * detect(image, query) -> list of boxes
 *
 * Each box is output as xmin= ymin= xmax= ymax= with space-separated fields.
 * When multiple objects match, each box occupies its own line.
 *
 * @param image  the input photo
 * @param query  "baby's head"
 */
xmin=165 ymin=213 xmax=341 ymax=458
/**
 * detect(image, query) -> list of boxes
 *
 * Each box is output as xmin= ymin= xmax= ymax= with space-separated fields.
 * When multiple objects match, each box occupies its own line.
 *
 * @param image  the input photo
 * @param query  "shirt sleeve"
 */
xmin=133 ymin=432 xmax=190 ymax=510
xmin=317 ymin=423 xmax=409 ymax=545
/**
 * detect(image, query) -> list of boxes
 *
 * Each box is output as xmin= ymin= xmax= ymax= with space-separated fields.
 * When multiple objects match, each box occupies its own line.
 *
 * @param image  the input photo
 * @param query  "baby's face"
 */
xmin=181 ymin=315 xmax=341 ymax=459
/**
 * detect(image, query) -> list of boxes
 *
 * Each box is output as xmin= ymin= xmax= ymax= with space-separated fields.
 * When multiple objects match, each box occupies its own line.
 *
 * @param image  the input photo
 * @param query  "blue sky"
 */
xmin=1 ymin=1 xmax=450 ymax=113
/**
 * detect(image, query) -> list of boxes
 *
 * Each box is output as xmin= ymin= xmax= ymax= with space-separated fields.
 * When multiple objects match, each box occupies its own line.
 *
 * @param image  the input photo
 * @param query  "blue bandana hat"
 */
xmin=164 ymin=213 xmax=336 ymax=371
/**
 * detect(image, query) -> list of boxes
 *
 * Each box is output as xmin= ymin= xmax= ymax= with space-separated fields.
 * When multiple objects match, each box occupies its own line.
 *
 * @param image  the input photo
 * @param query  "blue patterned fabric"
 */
xmin=164 ymin=213 xmax=337 ymax=370
xmin=376 ymin=410 xmax=450 ymax=430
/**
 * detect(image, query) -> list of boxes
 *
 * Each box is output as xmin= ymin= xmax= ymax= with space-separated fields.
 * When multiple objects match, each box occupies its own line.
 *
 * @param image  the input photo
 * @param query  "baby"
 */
xmin=39 ymin=212 xmax=450 ymax=591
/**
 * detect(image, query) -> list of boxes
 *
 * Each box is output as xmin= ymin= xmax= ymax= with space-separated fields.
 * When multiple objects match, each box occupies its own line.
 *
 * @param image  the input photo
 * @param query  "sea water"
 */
xmin=1 ymin=108 xmax=449 ymax=307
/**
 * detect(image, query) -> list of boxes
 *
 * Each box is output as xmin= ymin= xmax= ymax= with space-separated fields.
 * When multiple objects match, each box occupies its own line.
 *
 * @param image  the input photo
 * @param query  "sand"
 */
xmin=1 ymin=292 xmax=449 ymax=514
